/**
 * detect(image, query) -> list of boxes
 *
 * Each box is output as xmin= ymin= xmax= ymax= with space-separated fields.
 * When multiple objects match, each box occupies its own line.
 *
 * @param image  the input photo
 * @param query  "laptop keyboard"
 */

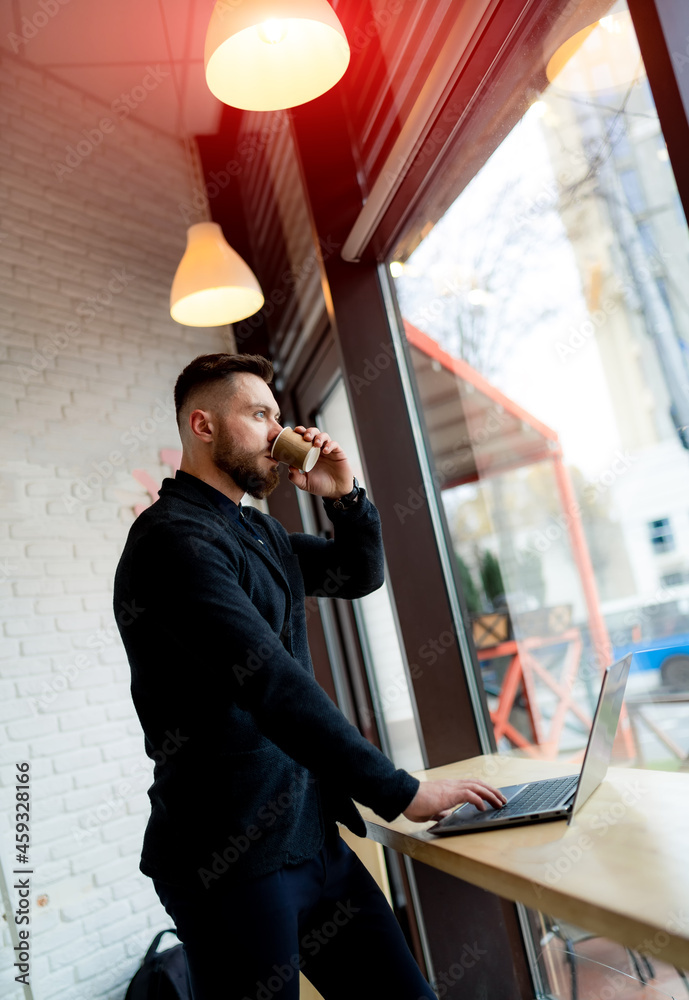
xmin=495 ymin=774 xmax=579 ymax=817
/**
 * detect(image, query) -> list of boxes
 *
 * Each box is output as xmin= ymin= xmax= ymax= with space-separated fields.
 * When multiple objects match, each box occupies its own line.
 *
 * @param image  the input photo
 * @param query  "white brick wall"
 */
xmin=0 ymin=49 xmax=235 ymax=1000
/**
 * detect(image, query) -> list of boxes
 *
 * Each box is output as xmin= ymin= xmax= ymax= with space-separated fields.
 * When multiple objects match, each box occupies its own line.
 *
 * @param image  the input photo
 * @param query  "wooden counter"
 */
xmin=358 ymin=755 xmax=689 ymax=970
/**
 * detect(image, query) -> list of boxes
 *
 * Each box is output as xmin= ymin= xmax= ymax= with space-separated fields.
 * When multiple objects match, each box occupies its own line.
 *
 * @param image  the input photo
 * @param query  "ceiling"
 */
xmin=1 ymin=0 xmax=222 ymax=136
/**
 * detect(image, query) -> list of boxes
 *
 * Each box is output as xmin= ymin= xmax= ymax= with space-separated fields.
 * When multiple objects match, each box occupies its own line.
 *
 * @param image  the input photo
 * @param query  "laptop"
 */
xmin=428 ymin=653 xmax=633 ymax=836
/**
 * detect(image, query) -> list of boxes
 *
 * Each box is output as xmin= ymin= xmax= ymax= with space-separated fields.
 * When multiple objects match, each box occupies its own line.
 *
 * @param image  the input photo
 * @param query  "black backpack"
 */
xmin=125 ymin=929 xmax=192 ymax=1000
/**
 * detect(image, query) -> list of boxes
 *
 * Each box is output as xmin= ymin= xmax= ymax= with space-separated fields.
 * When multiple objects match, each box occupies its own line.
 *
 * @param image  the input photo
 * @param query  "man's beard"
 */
xmin=211 ymin=429 xmax=280 ymax=500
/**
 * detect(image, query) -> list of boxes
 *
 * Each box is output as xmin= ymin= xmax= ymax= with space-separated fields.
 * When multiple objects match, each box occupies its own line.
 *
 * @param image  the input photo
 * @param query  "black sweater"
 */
xmin=113 ymin=472 xmax=420 ymax=887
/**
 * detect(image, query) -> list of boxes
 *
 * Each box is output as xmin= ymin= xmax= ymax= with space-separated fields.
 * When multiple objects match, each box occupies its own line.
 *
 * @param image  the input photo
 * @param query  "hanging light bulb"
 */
xmin=170 ymin=222 xmax=264 ymax=327
xmin=257 ymin=19 xmax=288 ymax=45
xmin=546 ymin=8 xmax=645 ymax=94
xmin=204 ymin=0 xmax=350 ymax=111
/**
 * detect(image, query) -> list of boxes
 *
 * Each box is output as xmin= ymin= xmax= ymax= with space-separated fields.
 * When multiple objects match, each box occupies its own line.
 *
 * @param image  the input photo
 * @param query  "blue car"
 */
xmin=611 ymin=635 xmax=689 ymax=688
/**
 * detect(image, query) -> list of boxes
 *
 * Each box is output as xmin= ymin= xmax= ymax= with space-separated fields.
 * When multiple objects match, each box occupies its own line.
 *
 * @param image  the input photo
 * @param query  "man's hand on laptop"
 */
xmin=403 ymin=779 xmax=508 ymax=823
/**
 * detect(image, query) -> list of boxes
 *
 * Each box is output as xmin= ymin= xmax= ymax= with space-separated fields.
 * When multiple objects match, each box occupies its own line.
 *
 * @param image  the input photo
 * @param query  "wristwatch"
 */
xmin=332 ymin=477 xmax=360 ymax=510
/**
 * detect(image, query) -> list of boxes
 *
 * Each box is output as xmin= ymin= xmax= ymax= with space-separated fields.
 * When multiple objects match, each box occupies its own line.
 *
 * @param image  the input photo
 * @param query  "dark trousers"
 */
xmin=153 ymin=825 xmax=436 ymax=1000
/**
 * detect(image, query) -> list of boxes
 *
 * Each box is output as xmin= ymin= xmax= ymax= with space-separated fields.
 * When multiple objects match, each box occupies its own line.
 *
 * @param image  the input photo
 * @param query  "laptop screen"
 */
xmin=569 ymin=653 xmax=633 ymax=819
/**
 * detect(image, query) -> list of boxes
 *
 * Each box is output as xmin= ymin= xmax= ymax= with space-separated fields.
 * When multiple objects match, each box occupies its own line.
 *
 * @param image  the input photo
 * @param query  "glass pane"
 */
xmin=389 ymin=1 xmax=689 ymax=993
xmin=392 ymin=0 xmax=689 ymax=769
xmin=535 ymin=911 xmax=688 ymax=999
xmin=318 ymin=380 xmax=425 ymax=772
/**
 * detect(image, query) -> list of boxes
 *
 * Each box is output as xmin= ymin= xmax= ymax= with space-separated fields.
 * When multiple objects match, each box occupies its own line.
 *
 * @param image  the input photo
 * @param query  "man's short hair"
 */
xmin=174 ymin=353 xmax=274 ymax=425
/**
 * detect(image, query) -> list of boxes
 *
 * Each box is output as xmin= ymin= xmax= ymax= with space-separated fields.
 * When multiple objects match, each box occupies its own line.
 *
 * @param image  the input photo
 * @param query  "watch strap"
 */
xmin=332 ymin=477 xmax=360 ymax=510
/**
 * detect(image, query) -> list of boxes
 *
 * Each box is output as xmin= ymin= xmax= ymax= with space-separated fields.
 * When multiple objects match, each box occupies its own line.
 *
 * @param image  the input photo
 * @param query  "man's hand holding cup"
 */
xmin=271 ymin=424 xmax=356 ymax=499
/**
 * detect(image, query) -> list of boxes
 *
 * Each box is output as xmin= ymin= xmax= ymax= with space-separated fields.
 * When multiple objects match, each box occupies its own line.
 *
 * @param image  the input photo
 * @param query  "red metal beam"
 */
xmin=405 ymin=319 xmax=559 ymax=442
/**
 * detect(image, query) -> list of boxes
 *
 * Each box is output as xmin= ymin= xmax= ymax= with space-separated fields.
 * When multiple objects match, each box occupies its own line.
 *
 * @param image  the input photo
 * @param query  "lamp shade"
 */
xmin=204 ymin=0 xmax=350 ymax=111
xmin=546 ymin=10 xmax=644 ymax=94
xmin=170 ymin=222 xmax=264 ymax=327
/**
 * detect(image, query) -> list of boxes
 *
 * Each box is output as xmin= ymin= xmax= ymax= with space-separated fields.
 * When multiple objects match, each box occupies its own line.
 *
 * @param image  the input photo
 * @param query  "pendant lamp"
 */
xmin=158 ymin=0 xmax=266 ymax=330
xmin=546 ymin=9 xmax=644 ymax=94
xmin=204 ymin=0 xmax=350 ymax=111
xmin=170 ymin=222 xmax=264 ymax=327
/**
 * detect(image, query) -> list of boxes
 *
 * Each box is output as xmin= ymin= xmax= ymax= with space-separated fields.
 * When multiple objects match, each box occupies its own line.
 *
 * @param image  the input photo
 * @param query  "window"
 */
xmin=386 ymin=0 xmax=689 ymax=992
xmin=317 ymin=379 xmax=425 ymax=774
xmin=649 ymin=518 xmax=675 ymax=554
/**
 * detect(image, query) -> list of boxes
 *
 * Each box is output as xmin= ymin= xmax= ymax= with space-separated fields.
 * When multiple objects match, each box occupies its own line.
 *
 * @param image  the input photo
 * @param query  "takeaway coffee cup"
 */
xmin=271 ymin=427 xmax=320 ymax=473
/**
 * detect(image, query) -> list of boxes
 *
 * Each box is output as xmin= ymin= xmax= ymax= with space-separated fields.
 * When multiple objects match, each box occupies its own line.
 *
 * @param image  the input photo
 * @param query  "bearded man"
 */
xmin=113 ymin=352 xmax=504 ymax=1000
